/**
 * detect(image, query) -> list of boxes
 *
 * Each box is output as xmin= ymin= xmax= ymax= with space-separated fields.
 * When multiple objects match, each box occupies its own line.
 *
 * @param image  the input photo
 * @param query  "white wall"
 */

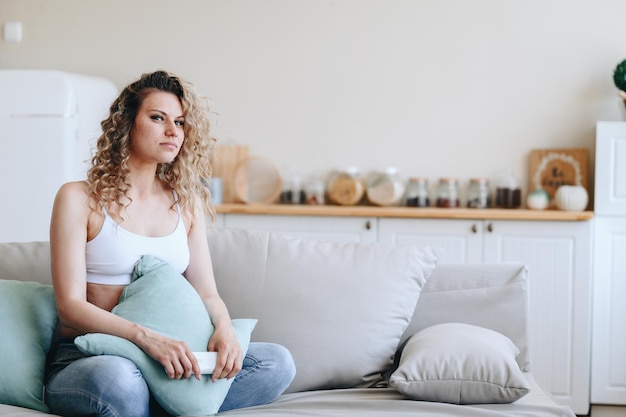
xmin=2 ymin=0 xmax=625 ymax=200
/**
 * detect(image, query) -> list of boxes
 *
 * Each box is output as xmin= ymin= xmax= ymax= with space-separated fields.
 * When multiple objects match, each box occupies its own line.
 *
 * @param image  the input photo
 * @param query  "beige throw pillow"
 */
xmin=390 ymin=323 xmax=529 ymax=404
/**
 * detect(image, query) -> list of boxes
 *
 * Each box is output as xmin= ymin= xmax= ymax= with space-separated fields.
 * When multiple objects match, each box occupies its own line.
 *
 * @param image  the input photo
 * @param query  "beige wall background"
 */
xmin=2 ymin=0 xmax=626 ymax=199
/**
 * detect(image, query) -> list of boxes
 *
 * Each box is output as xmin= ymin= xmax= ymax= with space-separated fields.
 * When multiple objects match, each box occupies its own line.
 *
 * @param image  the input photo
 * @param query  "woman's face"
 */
xmin=129 ymin=90 xmax=185 ymax=165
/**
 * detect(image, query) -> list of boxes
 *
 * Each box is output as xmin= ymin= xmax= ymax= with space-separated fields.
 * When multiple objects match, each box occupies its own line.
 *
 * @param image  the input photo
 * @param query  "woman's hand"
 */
xmin=138 ymin=330 xmax=201 ymax=381
xmin=208 ymin=324 xmax=243 ymax=382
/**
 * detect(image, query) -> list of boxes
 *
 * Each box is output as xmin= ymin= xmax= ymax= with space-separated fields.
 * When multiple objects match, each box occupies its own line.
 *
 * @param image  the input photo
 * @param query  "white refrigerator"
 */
xmin=591 ymin=121 xmax=626 ymax=409
xmin=0 ymin=69 xmax=118 ymax=242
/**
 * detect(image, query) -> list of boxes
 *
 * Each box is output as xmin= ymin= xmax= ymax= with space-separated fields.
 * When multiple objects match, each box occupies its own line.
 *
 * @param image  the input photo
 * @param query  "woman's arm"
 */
xmin=50 ymin=182 xmax=201 ymax=380
xmin=184 ymin=197 xmax=243 ymax=381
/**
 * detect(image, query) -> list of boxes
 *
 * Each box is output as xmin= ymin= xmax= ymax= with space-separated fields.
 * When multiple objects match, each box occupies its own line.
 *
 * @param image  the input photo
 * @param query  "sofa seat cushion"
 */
xmin=75 ymin=255 xmax=256 ymax=416
xmin=207 ymin=228 xmax=440 ymax=393
xmin=389 ymin=323 xmax=529 ymax=404
xmin=199 ymin=384 xmax=571 ymax=417
xmin=0 ymin=280 xmax=58 ymax=413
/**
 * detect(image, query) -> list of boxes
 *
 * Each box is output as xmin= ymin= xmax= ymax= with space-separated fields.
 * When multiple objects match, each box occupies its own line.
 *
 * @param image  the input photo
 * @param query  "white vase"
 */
xmin=554 ymin=185 xmax=588 ymax=211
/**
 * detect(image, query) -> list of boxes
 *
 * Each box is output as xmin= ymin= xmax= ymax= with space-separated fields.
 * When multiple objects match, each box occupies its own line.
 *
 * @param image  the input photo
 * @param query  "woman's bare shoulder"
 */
xmin=58 ymin=180 xmax=89 ymax=194
xmin=53 ymin=181 xmax=91 ymax=214
xmin=184 ymin=193 xmax=208 ymax=225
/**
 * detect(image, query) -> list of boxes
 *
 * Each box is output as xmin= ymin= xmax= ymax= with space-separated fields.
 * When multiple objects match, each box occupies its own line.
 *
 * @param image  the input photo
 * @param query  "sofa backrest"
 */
xmin=0 ymin=232 xmax=530 ymax=377
xmin=0 ymin=241 xmax=51 ymax=285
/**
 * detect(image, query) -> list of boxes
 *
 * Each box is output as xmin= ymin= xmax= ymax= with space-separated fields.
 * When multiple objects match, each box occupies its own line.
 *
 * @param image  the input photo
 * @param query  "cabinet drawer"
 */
xmin=222 ymin=214 xmax=377 ymax=243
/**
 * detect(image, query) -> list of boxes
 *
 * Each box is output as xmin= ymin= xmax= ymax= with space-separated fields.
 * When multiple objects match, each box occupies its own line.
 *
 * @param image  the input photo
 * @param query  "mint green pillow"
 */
xmin=0 ymin=280 xmax=58 ymax=412
xmin=75 ymin=255 xmax=256 ymax=416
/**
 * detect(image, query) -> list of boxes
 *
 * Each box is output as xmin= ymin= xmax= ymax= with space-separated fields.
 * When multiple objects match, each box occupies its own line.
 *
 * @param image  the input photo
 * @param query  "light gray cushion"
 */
xmin=207 ymin=228 xmax=440 ymax=393
xmin=390 ymin=323 xmax=530 ymax=404
xmin=75 ymin=255 xmax=256 ymax=416
xmin=0 ymin=280 xmax=58 ymax=412
xmin=403 ymin=263 xmax=530 ymax=371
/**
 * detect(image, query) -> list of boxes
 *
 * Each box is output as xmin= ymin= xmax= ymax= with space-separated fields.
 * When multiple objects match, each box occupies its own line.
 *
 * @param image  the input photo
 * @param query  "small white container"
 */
xmin=526 ymin=188 xmax=550 ymax=210
xmin=554 ymin=185 xmax=588 ymax=211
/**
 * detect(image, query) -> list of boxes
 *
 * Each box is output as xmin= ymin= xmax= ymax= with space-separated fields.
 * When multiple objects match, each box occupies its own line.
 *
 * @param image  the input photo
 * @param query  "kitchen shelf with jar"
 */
xmin=215 ymin=203 xmax=593 ymax=221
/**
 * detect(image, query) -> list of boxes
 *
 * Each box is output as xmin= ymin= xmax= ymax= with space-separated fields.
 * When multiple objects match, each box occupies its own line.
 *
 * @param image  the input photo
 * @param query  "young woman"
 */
xmin=45 ymin=70 xmax=295 ymax=417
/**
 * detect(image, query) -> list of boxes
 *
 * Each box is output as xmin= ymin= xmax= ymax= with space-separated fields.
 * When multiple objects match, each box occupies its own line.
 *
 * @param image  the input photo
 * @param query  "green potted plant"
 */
xmin=614 ymin=59 xmax=626 ymax=102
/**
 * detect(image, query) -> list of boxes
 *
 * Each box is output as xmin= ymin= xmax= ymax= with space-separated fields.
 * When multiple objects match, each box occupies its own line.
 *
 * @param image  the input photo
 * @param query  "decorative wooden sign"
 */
xmin=528 ymin=148 xmax=589 ymax=207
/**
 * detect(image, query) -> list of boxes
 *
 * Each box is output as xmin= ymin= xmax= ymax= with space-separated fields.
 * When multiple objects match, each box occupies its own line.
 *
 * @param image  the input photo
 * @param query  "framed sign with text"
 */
xmin=529 ymin=148 xmax=589 ymax=206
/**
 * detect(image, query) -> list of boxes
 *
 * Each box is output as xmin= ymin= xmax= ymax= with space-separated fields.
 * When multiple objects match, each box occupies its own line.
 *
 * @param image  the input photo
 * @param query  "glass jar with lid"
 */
xmin=436 ymin=178 xmax=460 ymax=208
xmin=326 ymin=167 xmax=365 ymax=206
xmin=366 ymin=168 xmax=406 ymax=207
xmin=279 ymin=171 xmax=305 ymax=204
xmin=495 ymin=170 xmax=522 ymax=209
xmin=467 ymin=178 xmax=491 ymax=208
xmin=303 ymin=172 xmax=325 ymax=205
xmin=404 ymin=177 xmax=430 ymax=207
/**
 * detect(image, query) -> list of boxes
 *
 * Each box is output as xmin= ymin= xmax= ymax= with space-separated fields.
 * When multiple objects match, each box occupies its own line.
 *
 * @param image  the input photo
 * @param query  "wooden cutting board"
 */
xmin=212 ymin=144 xmax=249 ymax=203
xmin=528 ymin=148 xmax=589 ymax=206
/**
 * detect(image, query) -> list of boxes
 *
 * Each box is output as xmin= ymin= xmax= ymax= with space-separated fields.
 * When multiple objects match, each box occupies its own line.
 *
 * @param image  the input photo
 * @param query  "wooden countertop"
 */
xmin=215 ymin=204 xmax=594 ymax=221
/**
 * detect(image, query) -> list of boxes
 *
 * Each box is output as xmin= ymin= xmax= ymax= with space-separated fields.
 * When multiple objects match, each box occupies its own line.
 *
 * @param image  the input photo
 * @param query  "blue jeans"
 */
xmin=45 ymin=339 xmax=296 ymax=416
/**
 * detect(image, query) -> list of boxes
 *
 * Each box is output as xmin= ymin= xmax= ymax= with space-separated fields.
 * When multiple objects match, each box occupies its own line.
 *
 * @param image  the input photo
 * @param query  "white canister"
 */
xmin=527 ymin=188 xmax=550 ymax=210
xmin=554 ymin=185 xmax=588 ymax=211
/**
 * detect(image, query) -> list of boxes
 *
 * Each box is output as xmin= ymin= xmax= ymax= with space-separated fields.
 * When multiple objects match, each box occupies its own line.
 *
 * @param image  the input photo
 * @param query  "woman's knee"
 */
xmin=247 ymin=342 xmax=296 ymax=387
xmin=219 ymin=343 xmax=296 ymax=412
xmin=46 ymin=355 xmax=150 ymax=417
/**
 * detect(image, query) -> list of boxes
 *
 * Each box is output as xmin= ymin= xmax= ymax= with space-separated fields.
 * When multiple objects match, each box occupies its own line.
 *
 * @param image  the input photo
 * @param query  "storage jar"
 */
xmin=436 ymin=178 xmax=460 ymax=208
xmin=467 ymin=178 xmax=491 ymax=208
xmin=366 ymin=168 xmax=406 ymax=206
xmin=495 ymin=170 xmax=522 ymax=209
xmin=404 ymin=177 xmax=430 ymax=207
xmin=326 ymin=168 xmax=365 ymax=206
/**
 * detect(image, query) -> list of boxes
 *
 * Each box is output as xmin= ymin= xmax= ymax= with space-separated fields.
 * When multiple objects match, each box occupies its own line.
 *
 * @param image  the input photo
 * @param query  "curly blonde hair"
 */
xmin=87 ymin=70 xmax=216 ymax=220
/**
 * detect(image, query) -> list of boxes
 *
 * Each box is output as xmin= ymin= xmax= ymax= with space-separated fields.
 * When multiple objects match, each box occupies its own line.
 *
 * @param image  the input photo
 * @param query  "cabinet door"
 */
xmin=592 ymin=217 xmax=626 ymax=405
xmin=211 ymin=213 xmax=225 ymax=229
xmin=378 ymin=218 xmax=483 ymax=263
xmin=483 ymin=220 xmax=592 ymax=415
xmin=222 ymin=214 xmax=377 ymax=243
xmin=596 ymin=122 xmax=626 ymax=215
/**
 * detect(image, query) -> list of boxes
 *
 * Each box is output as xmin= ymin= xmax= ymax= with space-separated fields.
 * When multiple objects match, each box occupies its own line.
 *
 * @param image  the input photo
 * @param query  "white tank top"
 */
xmin=85 ymin=205 xmax=190 ymax=285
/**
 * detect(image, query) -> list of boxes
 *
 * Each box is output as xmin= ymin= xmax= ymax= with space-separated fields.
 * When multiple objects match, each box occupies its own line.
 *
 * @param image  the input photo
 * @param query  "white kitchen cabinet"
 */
xmin=483 ymin=220 xmax=592 ymax=415
xmin=219 ymin=211 xmax=592 ymax=414
xmin=221 ymin=213 xmax=377 ymax=243
xmin=212 ymin=213 xmax=226 ymax=229
xmin=591 ymin=121 xmax=626 ymax=415
xmin=377 ymin=218 xmax=483 ymax=262
xmin=592 ymin=217 xmax=626 ymax=406
xmin=378 ymin=217 xmax=592 ymax=414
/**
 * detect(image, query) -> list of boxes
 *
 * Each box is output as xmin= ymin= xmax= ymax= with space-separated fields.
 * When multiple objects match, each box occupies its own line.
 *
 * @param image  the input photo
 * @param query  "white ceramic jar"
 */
xmin=526 ymin=188 xmax=550 ymax=210
xmin=554 ymin=185 xmax=588 ymax=211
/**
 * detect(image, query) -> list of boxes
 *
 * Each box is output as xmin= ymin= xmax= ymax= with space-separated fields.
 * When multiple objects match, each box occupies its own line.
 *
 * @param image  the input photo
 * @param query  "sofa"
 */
xmin=0 ymin=227 xmax=576 ymax=417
